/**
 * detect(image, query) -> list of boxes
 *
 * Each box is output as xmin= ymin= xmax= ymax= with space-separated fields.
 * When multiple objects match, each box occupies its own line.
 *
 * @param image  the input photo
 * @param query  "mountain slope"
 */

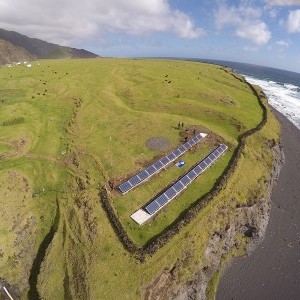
xmin=0 ymin=39 xmax=35 ymax=65
xmin=0 ymin=28 xmax=98 ymax=59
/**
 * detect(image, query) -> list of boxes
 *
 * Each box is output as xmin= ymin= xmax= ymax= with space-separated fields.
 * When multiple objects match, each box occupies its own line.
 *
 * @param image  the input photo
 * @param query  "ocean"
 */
xmin=196 ymin=59 xmax=300 ymax=131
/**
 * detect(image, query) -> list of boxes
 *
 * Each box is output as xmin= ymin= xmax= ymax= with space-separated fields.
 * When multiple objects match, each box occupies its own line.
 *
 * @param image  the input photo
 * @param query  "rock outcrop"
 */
xmin=0 ymin=39 xmax=35 ymax=65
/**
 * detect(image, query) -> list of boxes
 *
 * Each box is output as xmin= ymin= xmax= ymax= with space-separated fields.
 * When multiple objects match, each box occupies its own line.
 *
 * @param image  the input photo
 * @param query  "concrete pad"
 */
xmin=130 ymin=209 xmax=152 ymax=225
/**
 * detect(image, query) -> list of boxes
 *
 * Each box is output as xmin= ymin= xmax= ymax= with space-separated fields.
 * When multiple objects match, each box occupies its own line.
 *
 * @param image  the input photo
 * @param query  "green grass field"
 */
xmin=0 ymin=58 xmax=279 ymax=299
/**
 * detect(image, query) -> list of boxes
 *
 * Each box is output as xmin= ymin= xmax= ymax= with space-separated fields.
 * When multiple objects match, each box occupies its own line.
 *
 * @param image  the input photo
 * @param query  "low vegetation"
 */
xmin=0 ymin=58 xmax=280 ymax=299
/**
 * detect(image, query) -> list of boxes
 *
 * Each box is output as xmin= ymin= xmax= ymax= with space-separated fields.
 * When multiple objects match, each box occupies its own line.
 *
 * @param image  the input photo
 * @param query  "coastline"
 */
xmin=159 ymin=82 xmax=283 ymax=300
xmin=217 ymin=107 xmax=300 ymax=299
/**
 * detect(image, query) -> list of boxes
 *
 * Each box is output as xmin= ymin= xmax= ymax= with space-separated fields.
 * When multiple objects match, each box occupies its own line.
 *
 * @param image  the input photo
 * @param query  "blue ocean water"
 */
xmin=196 ymin=59 xmax=300 ymax=130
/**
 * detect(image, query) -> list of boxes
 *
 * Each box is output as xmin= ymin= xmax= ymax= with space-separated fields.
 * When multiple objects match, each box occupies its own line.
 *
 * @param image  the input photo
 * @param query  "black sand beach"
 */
xmin=217 ymin=109 xmax=300 ymax=300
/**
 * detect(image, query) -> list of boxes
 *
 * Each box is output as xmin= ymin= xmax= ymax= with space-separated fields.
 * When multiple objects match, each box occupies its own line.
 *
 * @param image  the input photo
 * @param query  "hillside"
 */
xmin=0 ymin=28 xmax=98 ymax=59
xmin=0 ymin=39 xmax=35 ymax=65
xmin=0 ymin=58 xmax=280 ymax=299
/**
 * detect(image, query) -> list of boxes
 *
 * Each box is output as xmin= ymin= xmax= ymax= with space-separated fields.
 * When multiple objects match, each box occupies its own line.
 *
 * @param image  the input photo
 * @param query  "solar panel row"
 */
xmin=118 ymin=133 xmax=207 ymax=194
xmin=144 ymin=144 xmax=228 ymax=215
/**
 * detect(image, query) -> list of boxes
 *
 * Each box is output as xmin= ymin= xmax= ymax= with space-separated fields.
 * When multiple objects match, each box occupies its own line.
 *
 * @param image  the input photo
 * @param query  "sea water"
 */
xmin=198 ymin=59 xmax=300 ymax=130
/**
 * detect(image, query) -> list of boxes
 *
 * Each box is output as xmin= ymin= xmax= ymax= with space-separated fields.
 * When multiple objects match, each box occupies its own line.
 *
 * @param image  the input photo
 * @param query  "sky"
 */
xmin=0 ymin=0 xmax=300 ymax=72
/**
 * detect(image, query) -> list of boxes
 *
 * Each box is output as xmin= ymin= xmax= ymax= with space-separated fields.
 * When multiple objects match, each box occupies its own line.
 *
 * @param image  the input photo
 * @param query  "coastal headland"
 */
xmin=0 ymin=58 xmax=282 ymax=299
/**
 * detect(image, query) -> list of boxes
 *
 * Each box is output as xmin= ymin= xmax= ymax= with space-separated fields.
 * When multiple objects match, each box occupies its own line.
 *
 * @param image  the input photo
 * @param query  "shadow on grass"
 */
xmin=28 ymin=201 xmax=60 ymax=299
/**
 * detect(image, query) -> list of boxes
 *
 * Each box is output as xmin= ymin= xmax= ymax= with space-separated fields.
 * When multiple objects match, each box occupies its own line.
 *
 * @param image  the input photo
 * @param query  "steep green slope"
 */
xmin=0 ymin=28 xmax=98 ymax=59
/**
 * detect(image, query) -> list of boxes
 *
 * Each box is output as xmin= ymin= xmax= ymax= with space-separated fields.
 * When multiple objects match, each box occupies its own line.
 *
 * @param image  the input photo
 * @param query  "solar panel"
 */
xmin=139 ymin=170 xmax=149 ymax=180
xmin=210 ymin=155 xmax=216 ymax=161
xmin=153 ymin=161 xmax=163 ymax=170
xmin=160 ymin=156 xmax=170 ymax=165
xmin=200 ymin=162 xmax=207 ymax=169
xmin=187 ymin=170 xmax=197 ymax=180
xmin=118 ymin=182 xmax=131 ymax=193
xmin=173 ymin=181 xmax=184 ymax=192
xmin=145 ymin=201 xmax=160 ymax=215
xmin=139 ymin=143 xmax=228 ymax=218
xmin=213 ymin=150 xmax=220 ymax=158
xmin=167 ymin=152 xmax=176 ymax=161
xmin=180 ymin=175 xmax=191 ymax=185
xmin=189 ymin=139 xmax=196 ymax=146
xmin=194 ymin=165 xmax=202 ymax=174
xmin=210 ymin=153 xmax=216 ymax=159
xmin=194 ymin=134 xmax=201 ymax=141
xmin=172 ymin=149 xmax=180 ymax=156
xmin=118 ymin=133 xmax=208 ymax=194
xmin=214 ymin=148 xmax=221 ymax=155
xmin=146 ymin=165 xmax=157 ymax=175
xmin=156 ymin=194 xmax=168 ymax=206
xmin=165 ymin=187 xmax=177 ymax=199
xmin=203 ymin=159 xmax=209 ymax=165
xmin=178 ymin=145 xmax=186 ymax=153
xmin=129 ymin=176 xmax=140 ymax=186
xmin=217 ymin=149 xmax=222 ymax=154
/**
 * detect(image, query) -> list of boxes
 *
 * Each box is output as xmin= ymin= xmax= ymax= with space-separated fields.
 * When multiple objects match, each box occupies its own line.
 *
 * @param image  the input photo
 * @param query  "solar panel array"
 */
xmin=118 ymin=133 xmax=207 ymax=194
xmin=144 ymin=144 xmax=228 ymax=215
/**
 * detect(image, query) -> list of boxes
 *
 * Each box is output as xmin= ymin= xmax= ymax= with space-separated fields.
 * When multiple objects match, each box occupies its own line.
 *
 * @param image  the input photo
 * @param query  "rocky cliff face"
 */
xmin=0 ymin=39 xmax=35 ymax=65
xmin=176 ymin=143 xmax=284 ymax=300
xmin=144 ymin=142 xmax=284 ymax=300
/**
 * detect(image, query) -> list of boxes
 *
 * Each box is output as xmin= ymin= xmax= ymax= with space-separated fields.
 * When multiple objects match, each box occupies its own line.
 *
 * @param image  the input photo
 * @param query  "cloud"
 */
xmin=236 ymin=22 xmax=271 ymax=45
xmin=243 ymin=46 xmax=259 ymax=52
xmin=265 ymin=0 xmax=300 ymax=5
xmin=214 ymin=3 xmax=271 ymax=45
xmin=276 ymin=39 xmax=292 ymax=46
xmin=263 ymin=5 xmax=279 ymax=18
xmin=0 ymin=0 xmax=204 ymax=45
xmin=286 ymin=9 xmax=300 ymax=32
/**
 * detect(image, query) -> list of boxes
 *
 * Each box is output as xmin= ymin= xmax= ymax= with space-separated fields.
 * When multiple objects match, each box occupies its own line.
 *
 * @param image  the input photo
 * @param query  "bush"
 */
xmin=2 ymin=117 xmax=25 ymax=126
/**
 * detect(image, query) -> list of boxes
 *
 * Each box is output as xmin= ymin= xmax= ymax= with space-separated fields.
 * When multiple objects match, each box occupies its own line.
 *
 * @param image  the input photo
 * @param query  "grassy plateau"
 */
xmin=0 ymin=58 xmax=280 ymax=299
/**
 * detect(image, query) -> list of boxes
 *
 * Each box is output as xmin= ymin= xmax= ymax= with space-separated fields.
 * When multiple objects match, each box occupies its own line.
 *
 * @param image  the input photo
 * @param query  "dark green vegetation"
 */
xmin=0 ymin=58 xmax=280 ymax=299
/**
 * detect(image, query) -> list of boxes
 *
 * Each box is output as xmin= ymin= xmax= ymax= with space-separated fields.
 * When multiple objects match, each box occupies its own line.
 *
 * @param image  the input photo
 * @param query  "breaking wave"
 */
xmin=243 ymin=75 xmax=300 ymax=130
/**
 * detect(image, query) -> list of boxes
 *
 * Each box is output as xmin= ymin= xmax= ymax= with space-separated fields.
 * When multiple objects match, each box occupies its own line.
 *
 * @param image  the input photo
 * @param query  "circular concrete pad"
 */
xmin=146 ymin=136 xmax=171 ymax=151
